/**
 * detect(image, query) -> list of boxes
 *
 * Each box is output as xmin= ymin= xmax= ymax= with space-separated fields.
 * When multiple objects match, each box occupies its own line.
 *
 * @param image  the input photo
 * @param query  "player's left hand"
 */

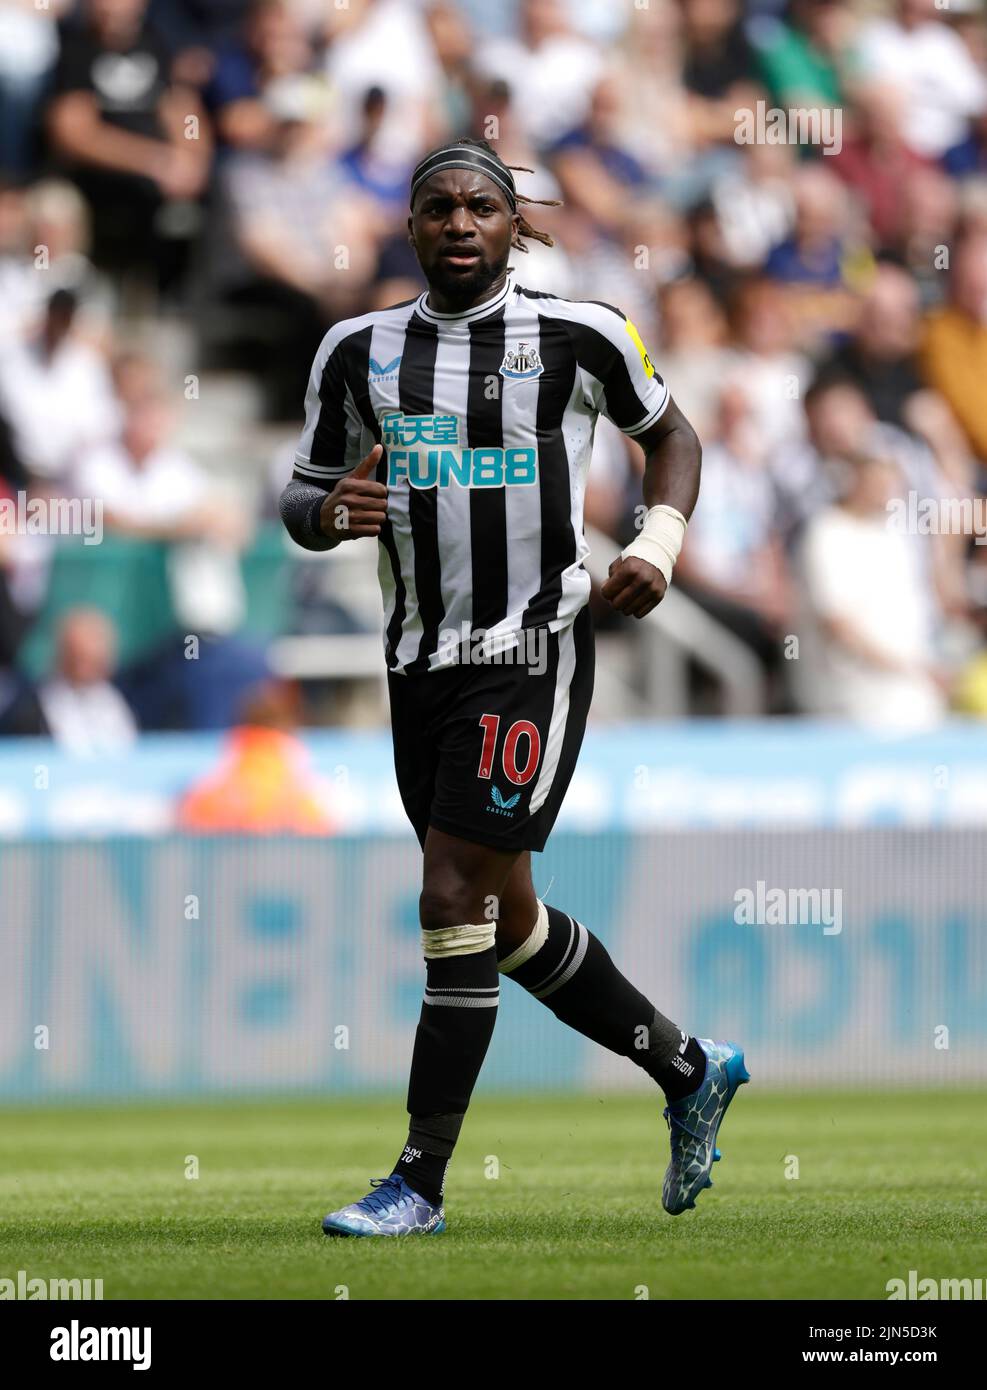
xmin=600 ymin=556 xmax=667 ymax=619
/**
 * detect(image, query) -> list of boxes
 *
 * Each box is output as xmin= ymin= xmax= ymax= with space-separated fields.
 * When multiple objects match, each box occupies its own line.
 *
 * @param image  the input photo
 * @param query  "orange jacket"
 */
xmin=920 ymin=306 xmax=987 ymax=463
xmin=178 ymin=726 xmax=335 ymax=834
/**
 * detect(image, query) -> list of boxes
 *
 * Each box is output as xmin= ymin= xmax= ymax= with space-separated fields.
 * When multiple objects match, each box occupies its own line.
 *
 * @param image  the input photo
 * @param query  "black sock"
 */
xmin=498 ymin=904 xmax=706 ymax=1102
xmin=395 ymin=1113 xmax=464 ymax=1206
xmin=661 ymin=1035 xmax=708 ymax=1102
xmin=396 ymin=945 xmax=499 ymax=1205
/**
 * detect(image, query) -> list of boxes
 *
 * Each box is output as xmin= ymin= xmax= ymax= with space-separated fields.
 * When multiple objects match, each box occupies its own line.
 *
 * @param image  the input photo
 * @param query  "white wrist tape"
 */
xmin=620 ymin=505 xmax=688 ymax=586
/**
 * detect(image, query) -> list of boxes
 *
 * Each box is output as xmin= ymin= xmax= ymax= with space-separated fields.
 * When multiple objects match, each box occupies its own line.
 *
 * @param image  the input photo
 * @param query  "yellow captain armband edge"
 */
xmin=624 ymin=317 xmax=656 ymax=378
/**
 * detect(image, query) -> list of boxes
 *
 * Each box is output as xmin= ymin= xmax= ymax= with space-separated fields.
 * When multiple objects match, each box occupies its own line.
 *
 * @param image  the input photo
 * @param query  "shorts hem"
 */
xmin=427 ymin=814 xmax=549 ymax=854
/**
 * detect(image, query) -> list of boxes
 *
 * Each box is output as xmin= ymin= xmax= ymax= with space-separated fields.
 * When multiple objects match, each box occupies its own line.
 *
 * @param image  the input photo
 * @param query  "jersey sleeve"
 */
xmin=576 ymin=304 xmax=669 ymax=438
xmin=293 ymin=331 xmax=366 ymax=485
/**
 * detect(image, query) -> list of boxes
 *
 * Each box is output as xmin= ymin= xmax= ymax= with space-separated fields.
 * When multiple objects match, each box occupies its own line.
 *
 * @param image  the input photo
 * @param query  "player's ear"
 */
xmin=407 ymin=213 xmax=415 ymax=248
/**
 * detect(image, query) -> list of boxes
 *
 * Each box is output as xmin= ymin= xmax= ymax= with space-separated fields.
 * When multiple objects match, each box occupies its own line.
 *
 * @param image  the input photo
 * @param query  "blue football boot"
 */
xmin=661 ymin=1039 xmax=750 ymax=1215
xmin=322 ymin=1173 xmax=446 ymax=1237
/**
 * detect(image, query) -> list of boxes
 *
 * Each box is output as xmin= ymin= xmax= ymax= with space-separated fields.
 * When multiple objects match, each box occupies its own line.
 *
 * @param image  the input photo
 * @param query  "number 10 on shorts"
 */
xmin=477 ymin=714 xmax=541 ymax=786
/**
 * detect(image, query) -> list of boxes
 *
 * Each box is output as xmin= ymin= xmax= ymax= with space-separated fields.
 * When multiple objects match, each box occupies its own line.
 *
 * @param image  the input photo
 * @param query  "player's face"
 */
xmin=409 ymin=170 xmax=518 ymax=305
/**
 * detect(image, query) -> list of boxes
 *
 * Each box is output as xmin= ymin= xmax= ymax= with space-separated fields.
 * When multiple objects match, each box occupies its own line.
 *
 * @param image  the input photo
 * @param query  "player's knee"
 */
xmin=495 ymin=900 xmax=538 ymax=949
xmin=495 ymin=874 xmax=539 ymax=947
xmin=497 ymin=898 xmax=548 ymax=962
xmin=419 ymin=879 xmax=497 ymax=956
xmin=419 ymin=882 xmax=484 ymax=932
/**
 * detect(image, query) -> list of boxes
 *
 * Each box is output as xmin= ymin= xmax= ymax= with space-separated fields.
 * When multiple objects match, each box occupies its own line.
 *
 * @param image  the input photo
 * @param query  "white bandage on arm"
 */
xmin=421 ymin=922 xmax=497 ymax=959
xmin=620 ymin=504 xmax=688 ymax=586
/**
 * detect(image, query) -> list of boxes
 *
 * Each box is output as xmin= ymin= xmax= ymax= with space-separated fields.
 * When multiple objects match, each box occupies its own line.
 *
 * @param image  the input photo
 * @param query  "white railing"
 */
xmin=582 ymin=525 xmax=767 ymax=717
xmin=269 ymin=527 xmax=767 ymax=717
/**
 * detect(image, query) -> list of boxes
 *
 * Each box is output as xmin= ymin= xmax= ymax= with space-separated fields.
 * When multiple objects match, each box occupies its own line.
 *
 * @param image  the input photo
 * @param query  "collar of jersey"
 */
xmin=416 ymin=271 xmax=515 ymax=324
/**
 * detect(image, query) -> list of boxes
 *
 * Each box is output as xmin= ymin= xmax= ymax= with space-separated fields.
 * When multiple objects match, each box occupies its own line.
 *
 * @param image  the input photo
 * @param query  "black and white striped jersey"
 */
xmin=293 ymin=270 xmax=669 ymax=674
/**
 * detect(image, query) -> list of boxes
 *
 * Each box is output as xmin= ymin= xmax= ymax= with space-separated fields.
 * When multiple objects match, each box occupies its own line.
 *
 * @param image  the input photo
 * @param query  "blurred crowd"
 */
xmin=2 ymin=0 xmax=987 ymax=754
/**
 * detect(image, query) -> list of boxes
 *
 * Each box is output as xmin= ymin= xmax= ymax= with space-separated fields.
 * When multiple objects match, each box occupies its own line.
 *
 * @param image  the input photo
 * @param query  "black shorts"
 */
xmin=387 ymin=605 xmax=595 ymax=853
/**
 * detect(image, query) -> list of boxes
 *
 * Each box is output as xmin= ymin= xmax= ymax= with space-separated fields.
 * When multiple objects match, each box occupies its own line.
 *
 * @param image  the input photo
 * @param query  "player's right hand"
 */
xmin=319 ymin=444 xmax=387 ymax=541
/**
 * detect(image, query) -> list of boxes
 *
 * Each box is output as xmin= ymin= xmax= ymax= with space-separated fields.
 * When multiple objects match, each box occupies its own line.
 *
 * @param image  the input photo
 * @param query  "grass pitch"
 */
xmin=2 ymin=1089 xmax=985 ymax=1300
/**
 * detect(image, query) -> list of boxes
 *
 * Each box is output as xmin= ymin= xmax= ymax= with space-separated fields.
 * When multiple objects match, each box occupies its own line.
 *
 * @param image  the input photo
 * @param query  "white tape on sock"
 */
xmin=497 ymin=899 xmax=549 ymax=975
xmin=421 ymin=922 xmax=496 ymax=959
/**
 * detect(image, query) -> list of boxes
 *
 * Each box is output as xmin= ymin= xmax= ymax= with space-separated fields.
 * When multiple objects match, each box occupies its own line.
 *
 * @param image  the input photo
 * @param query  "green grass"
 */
xmin=1 ymin=1089 xmax=985 ymax=1300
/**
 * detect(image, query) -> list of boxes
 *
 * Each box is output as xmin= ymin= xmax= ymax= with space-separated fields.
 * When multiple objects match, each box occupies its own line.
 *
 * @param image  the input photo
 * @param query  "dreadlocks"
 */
xmin=409 ymin=136 xmax=560 ymax=251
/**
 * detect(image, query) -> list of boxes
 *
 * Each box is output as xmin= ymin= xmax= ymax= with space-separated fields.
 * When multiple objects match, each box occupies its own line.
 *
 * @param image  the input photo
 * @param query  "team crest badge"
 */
xmin=499 ymin=342 xmax=544 ymax=381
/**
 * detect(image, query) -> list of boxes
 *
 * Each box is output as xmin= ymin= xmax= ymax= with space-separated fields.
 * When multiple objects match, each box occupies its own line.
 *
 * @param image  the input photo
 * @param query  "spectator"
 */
xmin=887 ymin=163 xmax=961 ymax=305
xmin=143 ymin=0 xmax=252 ymax=56
xmin=0 ymin=180 xmax=37 ymax=348
xmin=337 ymin=86 xmax=415 ymax=216
xmin=323 ymin=0 xmax=445 ymax=166
xmin=750 ymin=0 xmax=854 ymax=109
xmin=0 ymin=288 xmax=118 ymax=484
xmin=0 ymin=0 xmax=71 ymax=177
xmin=673 ymin=377 xmax=793 ymax=672
xmin=795 ymin=452 xmax=947 ymax=727
xmin=222 ymin=75 xmax=382 ymax=306
xmin=610 ymin=0 xmax=693 ymax=189
xmin=0 ymin=605 xmax=138 ymax=753
xmin=205 ymin=0 xmax=323 ymax=155
xmin=46 ymin=0 xmax=212 ymax=285
xmin=681 ymin=0 xmax=761 ymax=150
xmin=571 ymin=198 xmax=687 ymax=351
xmin=852 ymin=0 xmax=987 ymax=161
xmin=463 ymin=77 xmax=573 ymax=299
xmin=709 ymin=143 xmax=796 ymax=271
xmin=920 ymin=232 xmax=987 ymax=465
xmin=817 ymin=260 xmax=924 ymax=429
xmin=218 ymin=74 xmax=384 ymax=410
xmin=763 ymin=163 xmax=860 ymax=346
xmin=774 ymin=376 xmax=970 ymax=620
xmin=424 ymin=1 xmax=475 ymax=139
xmin=723 ymin=274 xmax=812 ymax=456
xmin=110 ymin=348 xmax=164 ymax=411
xmin=943 ymin=108 xmax=987 ymax=180
xmin=548 ymin=73 xmax=651 ymax=237
xmin=685 ymin=196 xmax=740 ymax=302
xmin=831 ymin=82 xmax=930 ymax=252
xmin=74 ymin=386 xmax=246 ymax=543
xmin=958 ymin=176 xmax=987 ymax=241
xmin=177 ymin=677 xmax=336 ymax=833
xmin=474 ymin=0 xmax=605 ymax=151
xmin=25 ymin=179 xmax=116 ymax=342
xmin=368 ymin=227 xmax=427 ymax=311
xmin=655 ymin=276 xmax=731 ymax=442
xmin=771 ymin=377 xmax=948 ymax=544
xmin=74 ymin=387 xmax=250 ymax=634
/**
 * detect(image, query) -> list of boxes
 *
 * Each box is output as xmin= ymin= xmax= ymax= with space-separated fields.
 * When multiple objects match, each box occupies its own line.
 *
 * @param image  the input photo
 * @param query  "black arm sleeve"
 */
xmin=279 ymin=478 xmax=339 ymax=552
